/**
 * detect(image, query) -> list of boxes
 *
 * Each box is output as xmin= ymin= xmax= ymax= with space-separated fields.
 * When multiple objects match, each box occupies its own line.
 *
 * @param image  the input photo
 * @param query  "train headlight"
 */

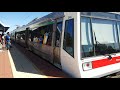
xmin=82 ymin=62 xmax=92 ymax=71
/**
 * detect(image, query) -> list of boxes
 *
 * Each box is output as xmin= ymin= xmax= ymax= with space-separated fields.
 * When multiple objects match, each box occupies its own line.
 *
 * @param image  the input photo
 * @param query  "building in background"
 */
xmin=0 ymin=21 xmax=9 ymax=35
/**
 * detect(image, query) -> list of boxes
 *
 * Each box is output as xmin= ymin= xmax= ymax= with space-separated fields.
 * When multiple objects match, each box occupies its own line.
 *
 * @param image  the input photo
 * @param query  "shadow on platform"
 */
xmin=9 ymin=42 xmax=70 ymax=78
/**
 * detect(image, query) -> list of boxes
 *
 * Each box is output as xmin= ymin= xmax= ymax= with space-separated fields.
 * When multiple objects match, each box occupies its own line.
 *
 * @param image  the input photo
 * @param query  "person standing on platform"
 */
xmin=0 ymin=34 xmax=2 ymax=49
xmin=5 ymin=32 xmax=11 ymax=50
xmin=1 ymin=32 xmax=5 ymax=45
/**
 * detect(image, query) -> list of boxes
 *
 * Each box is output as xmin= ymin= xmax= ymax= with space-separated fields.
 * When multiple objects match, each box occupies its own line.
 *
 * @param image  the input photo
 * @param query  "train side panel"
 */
xmin=61 ymin=12 xmax=81 ymax=78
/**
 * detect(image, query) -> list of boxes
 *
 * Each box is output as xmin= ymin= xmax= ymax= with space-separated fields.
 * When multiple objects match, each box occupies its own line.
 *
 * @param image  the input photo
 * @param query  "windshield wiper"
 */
xmin=93 ymin=31 xmax=101 ymax=46
xmin=93 ymin=31 xmax=106 ymax=55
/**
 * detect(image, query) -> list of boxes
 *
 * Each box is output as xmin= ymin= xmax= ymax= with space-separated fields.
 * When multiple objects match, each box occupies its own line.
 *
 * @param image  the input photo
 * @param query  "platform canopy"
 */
xmin=0 ymin=21 xmax=9 ymax=32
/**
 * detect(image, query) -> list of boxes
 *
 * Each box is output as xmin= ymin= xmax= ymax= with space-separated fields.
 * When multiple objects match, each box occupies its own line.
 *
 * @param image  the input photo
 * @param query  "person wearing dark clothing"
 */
xmin=0 ymin=34 xmax=2 ymax=44
xmin=0 ymin=34 xmax=2 ymax=49
xmin=5 ymin=32 xmax=11 ymax=50
xmin=1 ymin=33 xmax=4 ymax=45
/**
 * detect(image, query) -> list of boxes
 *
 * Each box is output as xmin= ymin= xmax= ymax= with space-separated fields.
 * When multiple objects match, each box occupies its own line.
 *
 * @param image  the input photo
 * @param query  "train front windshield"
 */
xmin=81 ymin=12 xmax=120 ymax=58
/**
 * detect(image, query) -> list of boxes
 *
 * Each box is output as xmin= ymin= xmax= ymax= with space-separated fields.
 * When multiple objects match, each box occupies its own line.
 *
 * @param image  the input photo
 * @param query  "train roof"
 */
xmin=108 ymin=12 xmax=120 ymax=15
xmin=14 ymin=12 xmax=120 ymax=33
xmin=14 ymin=12 xmax=64 ymax=32
xmin=15 ymin=25 xmax=28 ymax=32
xmin=27 ymin=12 xmax=64 ymax=26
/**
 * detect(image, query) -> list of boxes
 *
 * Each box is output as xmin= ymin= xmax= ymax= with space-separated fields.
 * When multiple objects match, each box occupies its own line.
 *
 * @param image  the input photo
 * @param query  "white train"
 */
xmin=10 ymin=12 xmax=120 ymax=78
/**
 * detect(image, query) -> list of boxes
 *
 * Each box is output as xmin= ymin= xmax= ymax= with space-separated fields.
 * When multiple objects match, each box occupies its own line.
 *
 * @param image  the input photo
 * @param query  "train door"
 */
xmin=53 ymin=20 xmax=63 ymax=69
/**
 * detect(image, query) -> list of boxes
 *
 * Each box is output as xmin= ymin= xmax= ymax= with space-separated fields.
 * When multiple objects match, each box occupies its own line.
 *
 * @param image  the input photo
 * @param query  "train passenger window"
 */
xmin=42 ymin=24 xmax=53 ymax=46
xmin=55 ymin=22 xmax=62 ymax=47
xmin=32 ymin=28 xmax=43 ymax=45
xmin=92 ymin=18 xmax=120 ymax=55
xmin=32 ymin=24 xmax=53 ymax=46
xmin=16 ymin=34 xmax=20 ymax=40
xmin=28 ymin=33 xmax=31 ymax=41
xmin=63 ymin=19 xmax=74 ymax=57
xmin=20 ymin=32 xmax=25 ymax=40
xmin=46 ymin=24 xmax=53 ymax=46
xmin=81 ymin=17 xmax=94 ymax=58
xmin=27 ymin=30 xmax=31 ymax=42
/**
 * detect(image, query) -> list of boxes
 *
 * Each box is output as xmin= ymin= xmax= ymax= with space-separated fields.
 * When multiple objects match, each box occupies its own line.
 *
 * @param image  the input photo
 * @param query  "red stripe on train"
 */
xmin=92 ymin=56 xmax=120 ymax=69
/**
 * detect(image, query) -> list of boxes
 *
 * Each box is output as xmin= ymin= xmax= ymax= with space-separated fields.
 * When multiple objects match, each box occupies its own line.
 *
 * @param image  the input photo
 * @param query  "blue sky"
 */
xmin=0 ymin=12 xmax=51 ymax=32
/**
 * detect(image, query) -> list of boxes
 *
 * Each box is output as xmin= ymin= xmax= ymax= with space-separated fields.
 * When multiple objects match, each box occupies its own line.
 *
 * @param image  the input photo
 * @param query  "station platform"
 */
xmin=0 ymin=43 xmax=70 ymax=78
xmin=0 ymin=49 xmax=13 ymax=78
